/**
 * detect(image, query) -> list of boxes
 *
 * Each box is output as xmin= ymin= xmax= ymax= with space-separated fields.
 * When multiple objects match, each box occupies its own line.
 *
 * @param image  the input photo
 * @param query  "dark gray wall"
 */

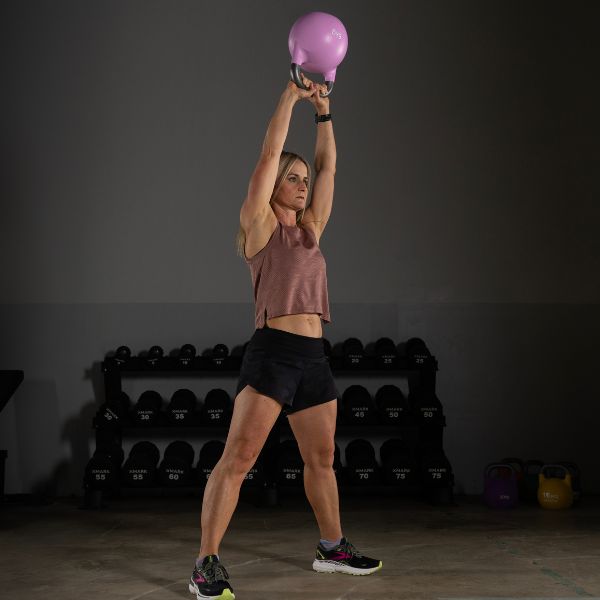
xmin=1 ymin=1 xmax=598 ymax=497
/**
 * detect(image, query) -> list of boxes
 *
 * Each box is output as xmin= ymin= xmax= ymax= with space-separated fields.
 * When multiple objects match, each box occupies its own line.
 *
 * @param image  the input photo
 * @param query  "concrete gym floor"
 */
xmin=1 ymin=492 xmax=599 ymax=600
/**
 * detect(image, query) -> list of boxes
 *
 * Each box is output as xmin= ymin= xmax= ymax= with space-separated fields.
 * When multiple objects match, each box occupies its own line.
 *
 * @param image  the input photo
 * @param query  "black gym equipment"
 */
xmin=418 ymin=444 xmax=453 ymax=489
xmin=166 ymin=388 xmax=197 ymax=426
xmin=94 ymin=391 xmax=131 ymax=430
xmin=373 ymin=337 xmax=398 ymax=369
xmin=405 ymin=337 xmax=431 ymax=366
xmin=380 ymin=439 xmax=417 ymax=487
xmin=201 ymin=388 xmax=232 ymax=426
xmin=84 ymin=453 xmax=120 ymax=491
xmin=276 ymin=439 xmax=304 ymax=487
xmin=345 ymin=439 xmax=379 ymax=485
xmin=158 ymin=440 xmax=195 ymax=486
xmin=121 ymin=441 xmax=160 ymax=487
xmin=147 ymin=345 xmax=164 ymax=365
xmin=132 ymin=390 xmax=163 ymax=427
xmin=94 ymin=333 xmax=450 ymax=505
xmin=374 ymin=384 xmax=411 ymax=425
xmin=409 ymin=389 xmax=445 ymax=429
xmin=210 ymin=343 xmax=230 ymax=369
xmin=341 ymin=337 xmax=365 ymax=368
xmin=341 ymin=385 xmax=377 ymax=425
xmin=114 ymin=346 xmax=132 ymax=364
xmin=178 ymin=344 xmax=196 ymax=367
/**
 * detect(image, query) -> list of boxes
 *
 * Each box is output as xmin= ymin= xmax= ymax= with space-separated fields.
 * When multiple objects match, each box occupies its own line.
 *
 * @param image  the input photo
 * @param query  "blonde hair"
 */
xmin=235 ymin=151 xmax=312 ymax=259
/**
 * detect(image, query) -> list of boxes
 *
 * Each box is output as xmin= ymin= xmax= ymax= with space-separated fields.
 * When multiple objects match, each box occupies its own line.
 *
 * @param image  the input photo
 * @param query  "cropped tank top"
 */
xmin=244 ymin=220 xmax=331 ymax=329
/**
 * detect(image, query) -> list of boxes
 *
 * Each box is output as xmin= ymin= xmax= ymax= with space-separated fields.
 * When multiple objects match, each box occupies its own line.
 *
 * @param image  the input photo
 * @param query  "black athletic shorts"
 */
xmin=235 ymin=323 xmax=340 ymax=416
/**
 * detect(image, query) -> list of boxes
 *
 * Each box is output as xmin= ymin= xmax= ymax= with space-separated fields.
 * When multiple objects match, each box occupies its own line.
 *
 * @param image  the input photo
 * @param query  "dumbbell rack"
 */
xmin=90 ymin=345 xmax=452 ymax=508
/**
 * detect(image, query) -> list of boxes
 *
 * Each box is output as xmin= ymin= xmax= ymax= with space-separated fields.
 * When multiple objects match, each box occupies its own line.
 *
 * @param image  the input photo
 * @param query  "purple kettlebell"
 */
xmin=483 ymin=463 xmax=519 ymax=509
xmin=288 ymin=11 xmax=349 ymax=98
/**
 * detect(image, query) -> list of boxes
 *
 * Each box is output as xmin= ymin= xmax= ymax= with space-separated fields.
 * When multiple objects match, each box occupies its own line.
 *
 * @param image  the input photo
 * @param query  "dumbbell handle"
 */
xmin=290 ymin=63 xmax=334 ymax=97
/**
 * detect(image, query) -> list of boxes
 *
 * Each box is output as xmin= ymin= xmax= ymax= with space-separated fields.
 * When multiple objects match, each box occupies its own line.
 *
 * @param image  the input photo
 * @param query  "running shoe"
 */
xmin=188 ymin=554 xmax=235 ymax=600
xmin=313 ymin=536 xmax=383 ymax=575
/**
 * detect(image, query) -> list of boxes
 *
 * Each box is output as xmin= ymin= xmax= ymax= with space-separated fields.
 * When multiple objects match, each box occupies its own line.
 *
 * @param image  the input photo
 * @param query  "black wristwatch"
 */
xmin=315 ymin=113 xmax=332 ymax=123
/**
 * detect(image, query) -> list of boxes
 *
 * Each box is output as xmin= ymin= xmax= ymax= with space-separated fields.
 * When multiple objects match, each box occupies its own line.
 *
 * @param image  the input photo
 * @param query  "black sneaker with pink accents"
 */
xmin=313 ymin=536 xmax=383 ymax=575
xmin=188 ymin=555 xmax=235 ymax=600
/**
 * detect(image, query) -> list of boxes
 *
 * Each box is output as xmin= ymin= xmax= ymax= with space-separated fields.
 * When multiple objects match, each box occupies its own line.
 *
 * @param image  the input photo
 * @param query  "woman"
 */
xmin=189 ymin=75 xmax=382 ymax=600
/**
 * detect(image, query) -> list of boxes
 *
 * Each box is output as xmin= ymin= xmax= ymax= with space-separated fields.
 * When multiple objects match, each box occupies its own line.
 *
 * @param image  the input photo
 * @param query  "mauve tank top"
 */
xmin=244 ymin=220 xmax=331 ymax=329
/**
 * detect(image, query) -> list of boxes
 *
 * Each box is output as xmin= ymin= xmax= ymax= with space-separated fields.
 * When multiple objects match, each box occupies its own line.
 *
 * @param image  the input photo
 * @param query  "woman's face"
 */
xmin=276 ymin=160 xmax=309 ymax=210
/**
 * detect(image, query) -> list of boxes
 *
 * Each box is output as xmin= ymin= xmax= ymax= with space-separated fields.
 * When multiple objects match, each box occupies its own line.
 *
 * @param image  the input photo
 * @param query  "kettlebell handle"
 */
xmin=290 ymin=63 xmax=334 ymax=98
xmin=484 ymin=462 xmax=516 ymax=478
xmin=540 ymin=463 xmax=570 ymax=480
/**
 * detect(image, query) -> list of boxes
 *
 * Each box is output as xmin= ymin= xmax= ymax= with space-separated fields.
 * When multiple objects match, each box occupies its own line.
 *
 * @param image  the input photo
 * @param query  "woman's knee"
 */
xmin=302 ymin=443 xmax=335 ymax=470
xmin=222 ymin=439 xmax=261 ymax=476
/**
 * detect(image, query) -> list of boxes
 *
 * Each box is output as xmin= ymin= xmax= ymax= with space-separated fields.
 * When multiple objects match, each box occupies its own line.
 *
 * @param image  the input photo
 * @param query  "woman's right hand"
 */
xmin=286 ymin=73 xmax=317 ymax=102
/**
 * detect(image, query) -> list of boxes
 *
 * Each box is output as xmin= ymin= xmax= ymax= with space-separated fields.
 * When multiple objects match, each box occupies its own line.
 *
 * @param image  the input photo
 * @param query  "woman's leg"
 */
xmin=286 ymin=398 xmax=341 ymax=540
xmin=199 ymin=384 xmax=282 ymax=558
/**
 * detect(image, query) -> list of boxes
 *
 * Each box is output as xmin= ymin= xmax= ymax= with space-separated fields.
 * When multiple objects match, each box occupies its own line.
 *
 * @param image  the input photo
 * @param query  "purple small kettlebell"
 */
xmin=483 ymin=463 xmax=519 ymax=509
xmin=288 ymin=11 xmax=349 ymax=98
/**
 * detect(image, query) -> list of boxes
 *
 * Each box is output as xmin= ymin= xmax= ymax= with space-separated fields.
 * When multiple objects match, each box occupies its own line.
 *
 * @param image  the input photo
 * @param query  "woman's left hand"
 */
xmin=300 ymin=75 xmax=330 ymax=112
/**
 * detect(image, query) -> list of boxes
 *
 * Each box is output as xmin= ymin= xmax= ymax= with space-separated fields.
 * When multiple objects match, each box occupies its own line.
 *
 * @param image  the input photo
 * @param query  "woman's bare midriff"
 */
xmin=266 ymin=313 xmax=323 ymax=338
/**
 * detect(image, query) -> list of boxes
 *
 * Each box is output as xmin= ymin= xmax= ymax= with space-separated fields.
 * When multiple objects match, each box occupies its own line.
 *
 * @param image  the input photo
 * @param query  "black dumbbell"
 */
xmin=158 ymin=440 xmax=195 ymax=487
xmin=178 ymin=344 xmax=196 ymax=367
xmin=345 ymin=439 xmax=378 ymax=485
xmin=94 ymin=391 xmax=131 ymax=430
xmin=197 ymin=440 xmax=225 ymax=486
xmin=113 ymin=345 xmax=131 ymax=364
xmin=201 ymin=388 xmax=232 ymax=426
xmin=375 ymin=385 xmax=410 ymax=425
xmin=148 ymin=345 xmax=164 ymax=364
xmin=404 ymin=337 xmax=431 ymax=368
xmin=213 ymin=344 xmax=229 ymax=358
xmin=341 ymin=385 xmax=377 ymax=425
xmin=137 ymin=345 xmax=164 ymax=367
xmin=342 ymin=337 xmax=365 ymax=368
xmin=323 ymin=337 xmax=332 ymax=359
xmin=132 ymin=390 xmax=162 ymax=426
xmin=374 ymin=337 xmax=398 ymax=368
xmin=418 ymin=444 xmax=453 ymax=488
xmin=84 ymin=453 xmax=120 ymax=491
xmin=94 ymin=403 xmax=121 ymax=430
xmin=410 ymin=389 xmax=445 ymax=428
xmin=166 ymin=388 xmax=197 ymax=426
xmin=211 ymin=343 xmax=229 ymax=369
xmin=276 ymin=439 xmax=304 ymax=487
xmin=121 ymin=441 xmax=160 ymax=487
xmin=380 ymin=439 xmax=417 ymax=486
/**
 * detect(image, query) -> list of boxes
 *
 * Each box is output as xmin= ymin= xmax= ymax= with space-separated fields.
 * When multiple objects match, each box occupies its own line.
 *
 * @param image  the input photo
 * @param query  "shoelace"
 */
xmin=340 ymin=539 xmax=363 ymax=558
xmin=201 ymin=561 xmax=230 ymax=583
